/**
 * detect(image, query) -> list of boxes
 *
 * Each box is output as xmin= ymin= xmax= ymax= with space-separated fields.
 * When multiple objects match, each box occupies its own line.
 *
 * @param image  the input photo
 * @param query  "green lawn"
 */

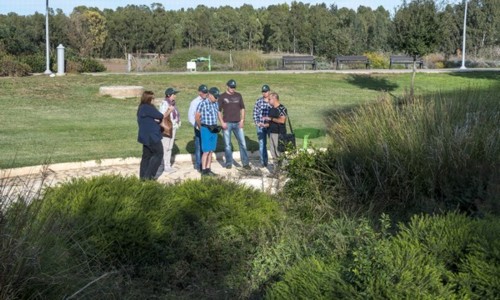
xmin=0 ymin=71 xmax=498 ymax=168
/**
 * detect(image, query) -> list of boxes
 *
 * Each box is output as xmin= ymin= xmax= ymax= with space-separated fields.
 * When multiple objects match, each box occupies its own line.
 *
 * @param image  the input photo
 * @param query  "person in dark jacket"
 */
xmin=137 ymin=90 xmax=164 ymax=180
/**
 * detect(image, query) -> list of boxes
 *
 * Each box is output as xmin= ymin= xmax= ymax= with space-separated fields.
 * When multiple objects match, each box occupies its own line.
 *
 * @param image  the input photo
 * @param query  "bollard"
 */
xmin=56 ymin=44 xmax=65 ymax=76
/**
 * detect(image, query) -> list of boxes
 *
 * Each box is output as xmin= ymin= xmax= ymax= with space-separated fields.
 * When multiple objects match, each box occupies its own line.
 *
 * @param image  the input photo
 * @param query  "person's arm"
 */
xmin=218 ymin=111 xmax=227 ymax=129
xmin=141 ymin=105 xmax=163 ymax=121
xmin=195 ymin=112 xmax=202 ymax=129
xmin=239 ymin=108 xmax=245 ymax=128
xmin=188 ymin=99 xmax=197 ymax=126
xmin=253 ymin=100 xmax=260 ymax=126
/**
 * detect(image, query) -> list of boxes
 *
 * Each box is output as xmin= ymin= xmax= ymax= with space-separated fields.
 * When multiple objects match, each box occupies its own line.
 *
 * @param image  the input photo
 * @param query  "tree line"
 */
xmin=0 ymin=0 xmax=498 ymax=61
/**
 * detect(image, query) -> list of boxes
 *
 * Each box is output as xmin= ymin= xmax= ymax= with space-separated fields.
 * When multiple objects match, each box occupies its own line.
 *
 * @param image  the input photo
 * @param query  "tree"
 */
xmin=68 ymin=8 xmax=108 ymax=56
xmin=391 ymin=0 xmax=439 ymax=98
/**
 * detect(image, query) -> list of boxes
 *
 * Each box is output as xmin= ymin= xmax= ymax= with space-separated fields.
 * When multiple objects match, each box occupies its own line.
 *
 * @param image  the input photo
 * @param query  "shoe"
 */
xmin=242 ymin=164 xmax=252 ymax=170
xmin=164 ymin=167 xmax=176 ymax=174
xmin=207 ymin=169 xmax=217 ymax=176
xmin=225 ymin=164 xmax=232 ymax=169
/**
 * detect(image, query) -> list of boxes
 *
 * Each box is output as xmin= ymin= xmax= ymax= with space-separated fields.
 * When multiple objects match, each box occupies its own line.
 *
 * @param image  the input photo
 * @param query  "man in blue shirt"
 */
xmin=195 ymin=87 xmax=220 ymax=176
xmin=188 ymin=84 xmax=208 ymax=171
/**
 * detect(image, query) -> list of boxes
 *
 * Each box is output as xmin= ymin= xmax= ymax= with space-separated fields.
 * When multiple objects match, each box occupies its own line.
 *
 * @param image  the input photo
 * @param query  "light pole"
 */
xmin=44 ymin=0 xmax=52 ymax=74
xmin=460 ymin=0 xmax=468 ymax=70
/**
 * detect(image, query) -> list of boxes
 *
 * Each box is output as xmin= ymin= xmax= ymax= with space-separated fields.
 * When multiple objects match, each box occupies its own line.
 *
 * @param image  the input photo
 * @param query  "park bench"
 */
xmin=335 ymin=55 xmax=370 ymax=69
xmin=282 ymin=55 xmax=317 ymax=70
xmin=390 ymin=55 xmax=424 ymax=69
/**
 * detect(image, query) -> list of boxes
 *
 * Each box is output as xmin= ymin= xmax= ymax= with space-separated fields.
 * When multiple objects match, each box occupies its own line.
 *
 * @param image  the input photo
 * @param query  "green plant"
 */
xmin=36 ymin=175 xmax=283 ymax=297
xmin=364 ymin=52 xmax=389 ymax=69
xmin=0 ymin=56 xmax=32 ymax=76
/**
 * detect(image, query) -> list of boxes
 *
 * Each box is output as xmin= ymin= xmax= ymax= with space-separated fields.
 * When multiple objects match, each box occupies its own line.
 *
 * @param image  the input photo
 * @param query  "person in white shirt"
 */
xmin=156 ymin=87 xmax=180 ymax=178
xmin=188 ymin=84 xmax=208 ymax=172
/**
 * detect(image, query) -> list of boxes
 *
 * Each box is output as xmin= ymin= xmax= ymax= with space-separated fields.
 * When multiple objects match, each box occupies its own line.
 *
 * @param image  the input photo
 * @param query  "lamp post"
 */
xmin=44 ymin=0 xmax=52 ymax=74
xmin=460 ymin=0 xmax=468 ymax=70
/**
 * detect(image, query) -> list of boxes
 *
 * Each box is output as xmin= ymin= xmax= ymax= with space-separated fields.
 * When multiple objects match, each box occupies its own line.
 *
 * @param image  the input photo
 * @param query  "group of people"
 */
xmin=136 ymin=79 xmax=289 ymax=180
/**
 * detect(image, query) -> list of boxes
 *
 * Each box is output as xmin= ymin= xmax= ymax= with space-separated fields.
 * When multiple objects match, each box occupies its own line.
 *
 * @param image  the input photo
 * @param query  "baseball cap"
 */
xmin=165 ymin=87 xmax=179 ymax=96
xmin=261 ymin=84 xmax=270 ymax=92
xmin=198 ymin=84 xmax=208 ymax=93
xmin=227 ymin=79 xmax=237 ymax=88
xmin=208 ymin=87 xmax=220 ymax=99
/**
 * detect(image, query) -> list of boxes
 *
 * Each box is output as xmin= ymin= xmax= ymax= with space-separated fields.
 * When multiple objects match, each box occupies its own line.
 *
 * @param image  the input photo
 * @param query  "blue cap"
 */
xmin=198 ymin=84 xmax=208 ymax=93
xmin=208 ymin=87 xmax=220 ymax=99
xmin=165 ymin=87 xmax=179 ymax=96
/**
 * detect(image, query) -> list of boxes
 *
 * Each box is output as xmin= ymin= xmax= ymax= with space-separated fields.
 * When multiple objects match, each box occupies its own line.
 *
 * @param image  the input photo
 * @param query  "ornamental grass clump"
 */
xmin=327 ymin=86 xmax=499 ymax=217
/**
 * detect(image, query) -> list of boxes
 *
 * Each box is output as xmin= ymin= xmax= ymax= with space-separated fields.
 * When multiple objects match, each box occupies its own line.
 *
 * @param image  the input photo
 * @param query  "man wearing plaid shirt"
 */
xmin=195 ymin=87 xmax=220 ymax=176
xmin=253 ymin=84 xmax=272 ymax=167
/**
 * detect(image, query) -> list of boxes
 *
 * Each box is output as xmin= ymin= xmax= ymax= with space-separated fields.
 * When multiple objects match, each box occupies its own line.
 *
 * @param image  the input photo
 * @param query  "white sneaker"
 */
xmin=164 ymin=167 xmax=176 ymax=174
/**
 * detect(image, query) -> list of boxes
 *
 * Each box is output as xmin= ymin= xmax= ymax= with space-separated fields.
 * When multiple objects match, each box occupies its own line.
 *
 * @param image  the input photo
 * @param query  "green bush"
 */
xmin=19 ymin=54 xmax=49 ymax=73
xmin=0 ymin=56 xmax=31 ymax=76
xmin=285 ymin=87 xmax=500 ymax=219
xmin=265 ymin=213 xmax=500 ymax=299
xmin=78 ymin=57 xmax=106 ymax=72
xmin=36 ymin=175 xmax=282 ymax=297
xmin=364 ymin=52 xmax=389 ymax=69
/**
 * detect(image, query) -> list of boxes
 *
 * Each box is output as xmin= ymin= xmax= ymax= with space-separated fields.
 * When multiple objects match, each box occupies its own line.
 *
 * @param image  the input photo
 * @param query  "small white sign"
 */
xmin=187 ymin=61 xmax=196 ymax=71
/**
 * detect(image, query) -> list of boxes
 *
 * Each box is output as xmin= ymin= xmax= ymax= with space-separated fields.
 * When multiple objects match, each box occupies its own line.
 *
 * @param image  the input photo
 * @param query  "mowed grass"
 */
xmin=0 ymin=71 xmax=498 ymax=168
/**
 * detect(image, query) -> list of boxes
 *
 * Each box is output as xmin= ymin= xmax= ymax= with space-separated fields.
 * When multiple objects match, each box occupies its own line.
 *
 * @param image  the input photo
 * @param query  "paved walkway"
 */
xmin=1 ymin=152 xmax=282 ymax=203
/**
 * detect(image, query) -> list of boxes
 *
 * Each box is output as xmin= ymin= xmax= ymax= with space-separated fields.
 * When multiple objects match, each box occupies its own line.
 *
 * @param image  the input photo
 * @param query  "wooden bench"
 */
xmin=390 ymin=55 xmax=424 ymax=69
xmin=282 ymin=55 xmax=317 ymax=70
xmin=335 ymin=56 xmax=370 ymax=69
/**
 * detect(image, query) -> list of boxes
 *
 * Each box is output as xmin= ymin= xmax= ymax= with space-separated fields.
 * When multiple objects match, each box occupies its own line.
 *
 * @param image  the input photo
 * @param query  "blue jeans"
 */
xmin=194 ymin=127 xmax=202 ymax=170
xmin=223 ymin=122 xmax=249 ymax=166
xmin=256 ymin=127 xmax=268 ymax=166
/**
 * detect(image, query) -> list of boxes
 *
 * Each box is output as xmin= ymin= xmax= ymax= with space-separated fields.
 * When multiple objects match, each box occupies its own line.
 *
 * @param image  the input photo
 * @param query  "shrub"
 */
xmin=364 ymin=52 xmax=389 ymax=69
xmin=232 ymin=51 xmax=267 ymax=71
xmin=0 ymin=56 xmax=31 ymax=77
xmin=284 ymin=87 xmax=500 ymax=218
xmin=78 ymin=57 xmax=106 ymax=72
xmin=265 ymin=213 xmax=500 ymax=299
xmin=19 ymin=54 xmax=49 ymax=73
xmin=36 ymin=175 xmax=283 ymax=297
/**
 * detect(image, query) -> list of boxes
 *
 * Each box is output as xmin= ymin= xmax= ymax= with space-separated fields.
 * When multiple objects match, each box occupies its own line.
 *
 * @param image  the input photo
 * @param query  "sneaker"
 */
xmin=207 ymin=169 xmax=217 ymax=176
xmin=242 ymin=164 xmax=252 ymax=170
xmin=225 ymin=164 xmax=232 ymax=169
xmin=164 ymin=167 xmax=176 ymax=174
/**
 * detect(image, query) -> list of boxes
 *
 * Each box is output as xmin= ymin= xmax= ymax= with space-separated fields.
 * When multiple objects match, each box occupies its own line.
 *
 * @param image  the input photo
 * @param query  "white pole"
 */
xmin=460 ymin=0 xmax=468 ymax=70
xmin=44 ymin=0 xmax=52 ymax=74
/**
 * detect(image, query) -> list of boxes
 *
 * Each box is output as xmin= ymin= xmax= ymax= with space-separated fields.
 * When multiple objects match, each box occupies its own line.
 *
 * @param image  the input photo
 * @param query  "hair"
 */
xmin=269 ymin=92 xmax=279 ymax=101
xmin=140 ymin=91 xmax=155 ymax=105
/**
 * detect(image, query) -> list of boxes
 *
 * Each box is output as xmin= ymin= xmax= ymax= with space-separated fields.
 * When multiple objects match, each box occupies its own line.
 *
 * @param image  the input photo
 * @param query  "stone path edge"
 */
xmin=0 ymin=151 xmax=262 ymax=179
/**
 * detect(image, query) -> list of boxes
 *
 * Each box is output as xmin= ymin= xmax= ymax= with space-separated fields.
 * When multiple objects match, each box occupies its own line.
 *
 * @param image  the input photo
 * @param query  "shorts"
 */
xmin=201 ymin=126 xmax=217 ymax=152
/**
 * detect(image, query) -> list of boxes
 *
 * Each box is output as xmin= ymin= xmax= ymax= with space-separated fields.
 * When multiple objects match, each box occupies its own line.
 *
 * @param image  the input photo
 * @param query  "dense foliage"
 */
xmin=0 ymin=0 xmax=498 ymax=61
xmin=283 ymin=86 xmax=500 ymax=220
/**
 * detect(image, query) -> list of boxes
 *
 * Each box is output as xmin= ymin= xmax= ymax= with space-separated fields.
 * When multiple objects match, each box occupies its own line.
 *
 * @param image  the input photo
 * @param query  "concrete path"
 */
xmin=0 ymin=152 xmax=282 ymax=203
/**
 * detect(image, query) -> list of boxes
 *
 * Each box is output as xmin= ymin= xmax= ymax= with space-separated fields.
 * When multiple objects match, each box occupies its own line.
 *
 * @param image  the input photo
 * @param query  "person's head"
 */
xmin=140 ymin=90 xmax=155 ymax=105
xmin=198 ymin=84 xmax=208 ymax=98
xmin=226 ymin=79 xmax=237 ymax=94
xmin=261 ymin=84 xmax=270 ymax=99
xmin=269 ymin=92 xmax=280 ymax=107
xmin=165 ymin=87 xmax=179 ymax=100
xmin=208 ymin=87 xmax=220 ymax=102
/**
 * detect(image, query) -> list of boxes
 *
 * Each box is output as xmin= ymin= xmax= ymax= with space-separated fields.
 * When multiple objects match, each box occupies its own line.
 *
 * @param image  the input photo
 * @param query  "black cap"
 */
xmin=227 ymin=79 xmax=236 ymax=88
xmin=198 ymin=84 xmax=208 ymax=93
xmin=261 ymin=84 xmax=270 ymax=92
xmin=208 ymin=87 xmax=220 ymax=99
xmin=165 ymin=87 xmax=179 ymax=96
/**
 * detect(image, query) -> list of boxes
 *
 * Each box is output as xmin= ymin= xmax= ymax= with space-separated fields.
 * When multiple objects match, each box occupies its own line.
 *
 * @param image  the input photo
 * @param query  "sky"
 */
xmin=1 ymin=0 xmax=404 ymax=16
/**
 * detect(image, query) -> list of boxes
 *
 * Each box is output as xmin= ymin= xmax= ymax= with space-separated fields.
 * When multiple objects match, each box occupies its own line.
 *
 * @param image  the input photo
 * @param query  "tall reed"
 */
xmin=327 ymin=86 xmax=499 ymax=217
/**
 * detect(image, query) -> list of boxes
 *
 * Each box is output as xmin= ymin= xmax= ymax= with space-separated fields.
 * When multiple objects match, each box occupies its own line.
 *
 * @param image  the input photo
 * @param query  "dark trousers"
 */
xmin=139 ymin=141 xmax=164 ymax=180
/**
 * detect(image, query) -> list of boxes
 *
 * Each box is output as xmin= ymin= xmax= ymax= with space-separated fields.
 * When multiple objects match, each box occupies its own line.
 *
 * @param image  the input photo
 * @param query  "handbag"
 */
xmin=160 ymin=114 xmax=173 ymax=138
xmin=277 ymin=115 xmax=296 ymax=152
xmin=204 ymin=124 xmax=222 ymax=133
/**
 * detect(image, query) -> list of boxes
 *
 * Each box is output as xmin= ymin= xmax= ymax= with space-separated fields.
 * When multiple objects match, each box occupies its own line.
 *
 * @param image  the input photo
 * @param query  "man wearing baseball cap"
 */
xmin=195 ymin=87 xmax=221 ymax=176
xmin=253 ymin=84 xmax=272 ymax=167
xmin=188 ymin=84 xmax=209 ymax=171
xmin=217 ymin=79 xmax=251 ymax=170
